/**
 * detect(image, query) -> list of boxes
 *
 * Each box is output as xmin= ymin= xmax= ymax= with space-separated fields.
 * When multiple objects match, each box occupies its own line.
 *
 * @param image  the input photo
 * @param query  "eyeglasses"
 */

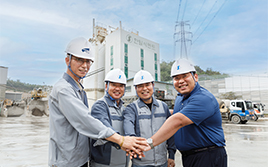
xmin=72 ymin=56 xmax=93 ymax=66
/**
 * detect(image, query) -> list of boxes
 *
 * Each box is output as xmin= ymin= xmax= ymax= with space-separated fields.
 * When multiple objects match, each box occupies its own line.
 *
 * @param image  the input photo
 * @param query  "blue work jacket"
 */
xmin=90 ymin=95 xmax=129 ymax=167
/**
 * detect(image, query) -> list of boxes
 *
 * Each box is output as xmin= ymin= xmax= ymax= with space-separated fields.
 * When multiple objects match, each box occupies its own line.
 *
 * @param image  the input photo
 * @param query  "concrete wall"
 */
xmin=5 ymin=92 xmax=22 ymax=101
xmin=199 ymin=75 xmax=268 ymax=112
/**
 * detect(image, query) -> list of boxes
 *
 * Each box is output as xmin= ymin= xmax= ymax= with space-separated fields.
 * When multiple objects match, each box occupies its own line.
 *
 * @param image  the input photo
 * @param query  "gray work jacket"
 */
xmin=90 ymin=95 xmax=129 ymax=167
xmin=48 ymin=73 xmax=115 ymax=167
xmin=123 ymin=97 xmax=176 ymax=166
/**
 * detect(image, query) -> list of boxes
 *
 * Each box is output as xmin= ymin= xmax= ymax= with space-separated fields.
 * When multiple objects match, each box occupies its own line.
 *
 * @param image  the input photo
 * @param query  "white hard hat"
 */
xmin=104 ymin=69 xmax=127 ymax=85
xmin=171 ymin=58 xmax=196 ymax=77
xmin=65 ymin=37 xmax=94 ymax=61
xmin=133 ymin=70 xmax=154 ymax=86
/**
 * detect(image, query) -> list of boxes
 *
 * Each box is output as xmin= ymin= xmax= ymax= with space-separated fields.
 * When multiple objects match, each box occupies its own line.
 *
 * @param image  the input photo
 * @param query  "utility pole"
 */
xmin=173 ymin=21 xmax=192 ymax=59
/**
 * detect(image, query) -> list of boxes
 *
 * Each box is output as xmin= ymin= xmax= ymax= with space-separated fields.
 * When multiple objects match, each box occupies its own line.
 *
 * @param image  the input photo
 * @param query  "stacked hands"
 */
xmin=120 ymin=136 xmax=151 ymax=159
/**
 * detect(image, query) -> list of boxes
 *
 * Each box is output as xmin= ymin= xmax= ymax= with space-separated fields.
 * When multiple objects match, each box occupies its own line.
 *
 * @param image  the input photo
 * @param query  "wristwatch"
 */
xmin=146 ymin=138 xmax=154 ymax=149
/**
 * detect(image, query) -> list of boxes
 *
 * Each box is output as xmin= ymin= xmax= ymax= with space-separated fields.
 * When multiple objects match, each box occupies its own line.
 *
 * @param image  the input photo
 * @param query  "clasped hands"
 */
xmin=120 ymin=136 xmax=151 ymax=159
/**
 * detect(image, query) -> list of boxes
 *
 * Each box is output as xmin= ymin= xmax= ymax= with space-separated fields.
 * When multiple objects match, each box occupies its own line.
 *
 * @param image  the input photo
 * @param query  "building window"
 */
xmin=125 ymin=55 xmax=128 ymax=64
xmin=141 ymin=49 xmax=144 ymax=70
xmin=110 ymin=46 xmax=113 ymax=67
xmin=124 ymin=43 xmax=128 ymax=53
xmin=124 ymin=66 xmax=128 ymax=78
xmin=154 ymin=53 xmax=158 ymax=81
xmin=124 ymin=44 xmax=128 ymax=78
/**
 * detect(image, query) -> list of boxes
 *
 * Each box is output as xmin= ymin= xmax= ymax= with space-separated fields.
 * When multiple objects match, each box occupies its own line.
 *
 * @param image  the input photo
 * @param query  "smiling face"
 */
xmin=65 ymin=55 xmax=92 ymax=81
xmin=106 ymin=82 xmax=125 ymax=101
xmin=173 ymin=72 xmax=198 ymax=96
xmin=135 ymin=82 xmax=154 ymax=104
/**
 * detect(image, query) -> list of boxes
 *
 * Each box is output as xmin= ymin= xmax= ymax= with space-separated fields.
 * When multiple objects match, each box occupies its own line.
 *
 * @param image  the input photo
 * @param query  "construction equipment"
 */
xmin=28 ymin=88 xmax=49 ymax=116
xmin=0 ymin=99 xmax=25 ymax=117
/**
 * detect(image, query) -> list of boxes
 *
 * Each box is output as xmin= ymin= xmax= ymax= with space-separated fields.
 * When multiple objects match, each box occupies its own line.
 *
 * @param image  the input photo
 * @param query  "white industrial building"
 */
xmin=83 ymin=20 xmax=176 ymax=107
xmin=0 ymin=66 xmax=8 ymax=102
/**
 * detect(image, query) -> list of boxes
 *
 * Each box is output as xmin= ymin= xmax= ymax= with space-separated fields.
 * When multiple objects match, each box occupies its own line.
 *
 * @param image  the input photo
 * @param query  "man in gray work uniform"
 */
xmin=90 ymin=68 xmax=129 ymax=167
xmin=123 ymin=70 xmax=176 ymax=167
xmin=48 ymin=37 xmax=147 ymax=167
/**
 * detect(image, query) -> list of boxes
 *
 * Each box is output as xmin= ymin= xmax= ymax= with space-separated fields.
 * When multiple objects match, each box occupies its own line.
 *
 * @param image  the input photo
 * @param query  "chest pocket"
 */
xmin=134 ymin=100 xmax=167 ymax=138
xmin=103 ymin=98 xmax=125 ymax=135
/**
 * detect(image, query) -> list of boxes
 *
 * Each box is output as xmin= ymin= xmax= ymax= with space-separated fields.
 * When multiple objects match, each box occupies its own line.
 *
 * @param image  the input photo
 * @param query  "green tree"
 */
xmin=6 ymin=79 xmax=51 ymax=93
xmin=195 ymin=65 xmax=205 ymax=75
xmin=160 ymin=60 xmax=229 ymax=82
xmin=160 ymin=60 xmax=174 ymax=81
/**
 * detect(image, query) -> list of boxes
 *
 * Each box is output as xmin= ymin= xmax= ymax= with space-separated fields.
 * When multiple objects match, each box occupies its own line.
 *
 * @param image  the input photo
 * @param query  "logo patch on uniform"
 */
xmin=177 ymin=65 xmax=180 ymax=70
xmin=119 ymin=75 xmax=121 ymax=79
xmin=82 ymin=48 xmax=90 ymax=54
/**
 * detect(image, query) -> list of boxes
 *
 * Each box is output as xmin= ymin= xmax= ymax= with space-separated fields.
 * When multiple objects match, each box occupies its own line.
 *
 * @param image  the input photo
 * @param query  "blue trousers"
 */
xmin=182 ymin=147 xmax=227 ymax=167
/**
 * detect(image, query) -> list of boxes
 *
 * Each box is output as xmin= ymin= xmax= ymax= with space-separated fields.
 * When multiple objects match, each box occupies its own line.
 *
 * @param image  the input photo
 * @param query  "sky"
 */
xmin=0 ymin=0 xmax=267 ymax=85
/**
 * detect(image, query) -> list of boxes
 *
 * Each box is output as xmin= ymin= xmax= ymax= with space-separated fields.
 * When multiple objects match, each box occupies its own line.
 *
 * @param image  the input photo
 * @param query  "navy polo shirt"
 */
xmin=173 ymin=83 xmax=226 ymax=151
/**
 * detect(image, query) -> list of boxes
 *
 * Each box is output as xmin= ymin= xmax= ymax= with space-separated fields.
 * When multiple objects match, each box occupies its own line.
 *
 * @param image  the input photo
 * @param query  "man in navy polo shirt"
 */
xmin=143 ymin=59 xmax=227 ymax=167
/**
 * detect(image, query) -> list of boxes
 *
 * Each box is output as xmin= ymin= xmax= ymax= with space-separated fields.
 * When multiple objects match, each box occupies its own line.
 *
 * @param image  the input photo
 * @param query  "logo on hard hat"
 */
xmin=119 ymin=75 xmax=121 ymax=79
xmin=177 ymin=66 xmax=180 ymax=70
xmin=82 ymin=48 xmax=90 ymax=54
xmin=141 ymin=76 xmax=144 ymax=80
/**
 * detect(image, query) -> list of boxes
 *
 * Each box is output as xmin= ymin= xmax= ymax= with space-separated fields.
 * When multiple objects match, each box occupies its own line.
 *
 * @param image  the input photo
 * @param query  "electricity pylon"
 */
xmin=173 ymin=21 xmax=192 ymax=59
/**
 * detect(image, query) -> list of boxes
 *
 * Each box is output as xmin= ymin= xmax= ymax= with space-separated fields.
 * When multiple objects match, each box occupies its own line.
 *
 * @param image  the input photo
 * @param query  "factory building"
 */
xmin=0 ymin=66 xmax=8 ymax=102
xmin=83 ymin=20 xmax=176 ymax=107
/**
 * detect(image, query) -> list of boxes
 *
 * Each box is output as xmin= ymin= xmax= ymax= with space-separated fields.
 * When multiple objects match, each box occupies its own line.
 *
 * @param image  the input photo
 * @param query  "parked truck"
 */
xmin=252 ymin=102 xmax=265 ymax=121
xmin=217 ymin=99 xmax=255 ymax=124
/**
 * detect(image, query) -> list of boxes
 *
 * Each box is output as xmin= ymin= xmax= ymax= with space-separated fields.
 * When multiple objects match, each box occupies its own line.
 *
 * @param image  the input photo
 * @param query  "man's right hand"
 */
xmin=121 ymin=136 xmax=148 ymax=158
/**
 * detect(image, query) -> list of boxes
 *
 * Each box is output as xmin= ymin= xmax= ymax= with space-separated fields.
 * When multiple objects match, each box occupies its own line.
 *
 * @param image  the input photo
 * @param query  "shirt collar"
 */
xmin=104 ymin=94 xmax=124 ymax=108
xmin=63 ymin=73 xmax=84 ymax=92
xmin=137 ymin=96 xmax=159 ymax=108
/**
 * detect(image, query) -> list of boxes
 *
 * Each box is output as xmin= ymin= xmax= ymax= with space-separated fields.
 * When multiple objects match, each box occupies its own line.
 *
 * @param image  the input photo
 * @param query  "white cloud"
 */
xmin=0 ymin=3 xmax=80 ymax=29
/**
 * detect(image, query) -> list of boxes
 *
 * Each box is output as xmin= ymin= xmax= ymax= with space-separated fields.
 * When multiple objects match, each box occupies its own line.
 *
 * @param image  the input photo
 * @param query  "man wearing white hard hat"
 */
xmin=123 ymin=70 xmax=176 ymax=167
xmin=90 ymin=68 xmax=129 ymax=167
xmin=48 ymin=38 xmax=147 ymax=167
xmin=142 ymin=59 xmax=227 ymax=167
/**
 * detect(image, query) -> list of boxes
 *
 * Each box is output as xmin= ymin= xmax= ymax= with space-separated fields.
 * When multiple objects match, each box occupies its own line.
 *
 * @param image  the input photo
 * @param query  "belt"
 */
xmin=180 ymin=145 xmax=223 ymax=157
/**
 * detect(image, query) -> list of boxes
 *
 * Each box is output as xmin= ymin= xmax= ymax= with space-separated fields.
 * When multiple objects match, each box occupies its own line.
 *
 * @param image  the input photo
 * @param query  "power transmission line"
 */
xmin=193 ymin=0 xmax=228 ymax=44
xmin=193 ymin=0 xmax=218 ymax=37
xmin=192 ymin=0 xmax=207 ymax=26
xmin=181 ymin=0 xmax=188 ymax=21
xmin=176 ymin=0 xmax=182 ymax=22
